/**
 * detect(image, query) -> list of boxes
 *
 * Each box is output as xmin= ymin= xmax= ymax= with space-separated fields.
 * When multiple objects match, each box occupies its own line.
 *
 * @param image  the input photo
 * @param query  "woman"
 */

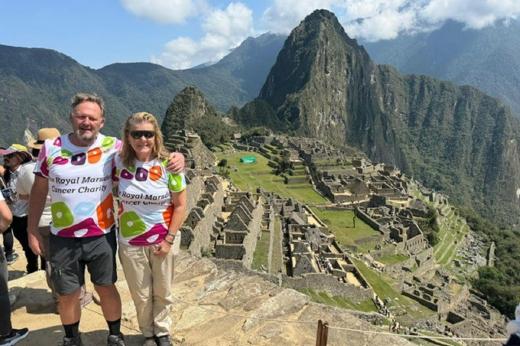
xmin=0 ymin=144 xmax=43 ymax=273
xmin=114 ymin=112 xmax=186 ymax=346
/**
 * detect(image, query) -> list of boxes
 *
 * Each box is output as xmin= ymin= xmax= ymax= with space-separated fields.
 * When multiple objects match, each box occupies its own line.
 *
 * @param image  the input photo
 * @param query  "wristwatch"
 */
xmin=165 ymin=231 xmax=177 ymax=245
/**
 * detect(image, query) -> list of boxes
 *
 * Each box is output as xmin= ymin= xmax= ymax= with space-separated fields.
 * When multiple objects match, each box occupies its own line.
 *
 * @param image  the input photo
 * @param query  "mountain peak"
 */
xmin=302 ymin=8 xmax=340 ymax=25
xmin=293 ymin=9 xmax=359 ymax=47
xmin=257 ymin=9 xmax=373 ymax=129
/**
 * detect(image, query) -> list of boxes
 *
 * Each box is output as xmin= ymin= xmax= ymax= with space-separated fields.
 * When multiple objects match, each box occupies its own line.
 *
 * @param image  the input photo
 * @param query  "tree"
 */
xmin=217 ymin=159 xmax=230 ymax=177
xmin=218 ymin=159 xmax=228 ymax=168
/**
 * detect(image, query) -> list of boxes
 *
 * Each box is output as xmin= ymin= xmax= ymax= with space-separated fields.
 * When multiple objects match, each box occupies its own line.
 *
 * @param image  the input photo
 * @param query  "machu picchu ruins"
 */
xmin=158 ymin=128 xmax=508 ymax=343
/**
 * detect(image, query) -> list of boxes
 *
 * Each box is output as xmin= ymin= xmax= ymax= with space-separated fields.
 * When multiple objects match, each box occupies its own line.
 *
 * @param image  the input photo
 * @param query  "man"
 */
xmin=0 ymin=186 xmax=28 ymax=345
xmin=27 ymin=128 xmax=93 ymax=310
xmin=27 ymin=93 xmax=184 ymax=346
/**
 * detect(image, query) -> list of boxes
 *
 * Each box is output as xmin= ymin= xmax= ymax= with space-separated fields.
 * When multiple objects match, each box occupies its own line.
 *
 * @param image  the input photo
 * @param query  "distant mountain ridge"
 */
xmin=237 ymin=9 xmax=520 ymax=227
xmin=363 ymin=19 xmax=520 ymax=117
xmin=0 ymin=33 xmax=285 ymax=146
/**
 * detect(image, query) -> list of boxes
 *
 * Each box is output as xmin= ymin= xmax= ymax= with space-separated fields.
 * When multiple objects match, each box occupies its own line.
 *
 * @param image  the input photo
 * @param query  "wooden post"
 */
xmin=316 ymin=320 xmax=329 ymax=346
xmin=322 ymin=321 xmax=329 ymax=346
xmin=316 ymin=320 xmax=323 ymax=346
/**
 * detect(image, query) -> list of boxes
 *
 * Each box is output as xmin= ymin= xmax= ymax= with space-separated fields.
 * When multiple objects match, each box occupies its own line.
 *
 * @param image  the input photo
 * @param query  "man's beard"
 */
xmin=75 ymin=128 xmax=98 ymax=143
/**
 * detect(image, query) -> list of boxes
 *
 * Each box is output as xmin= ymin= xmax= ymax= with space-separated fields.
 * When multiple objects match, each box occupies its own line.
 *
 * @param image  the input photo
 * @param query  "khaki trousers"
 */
xmin=118 ymin=243 xmax=174 ymax=337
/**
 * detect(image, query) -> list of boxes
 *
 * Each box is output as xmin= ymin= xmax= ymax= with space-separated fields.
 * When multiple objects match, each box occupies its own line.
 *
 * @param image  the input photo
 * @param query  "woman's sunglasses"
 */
xmin=130 ymin=130 xmax=155 ymax=139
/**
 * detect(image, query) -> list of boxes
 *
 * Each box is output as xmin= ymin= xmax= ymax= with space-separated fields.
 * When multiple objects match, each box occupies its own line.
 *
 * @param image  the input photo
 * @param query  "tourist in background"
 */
xmin=0 ymin=187 xmax=28 ymax=345
xmin=0 ymin=144 xmax=43 ymax=273
xmin=114 ymin=112 xmax=186 ymax=346
xmin=0 ymin=164 xmax=18 ymax=265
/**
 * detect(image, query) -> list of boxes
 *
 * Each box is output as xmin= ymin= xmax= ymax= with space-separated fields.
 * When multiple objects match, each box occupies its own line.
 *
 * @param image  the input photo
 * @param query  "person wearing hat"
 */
xmin=28 ymin=128 xmax=61 ymax=157
xmin=28 ymin=128 xmax=93 ymax=311
xmin=0 ymin=144 xmax=43 ymax=273
xmin=27 ymin=128 xmax=61 ymax=239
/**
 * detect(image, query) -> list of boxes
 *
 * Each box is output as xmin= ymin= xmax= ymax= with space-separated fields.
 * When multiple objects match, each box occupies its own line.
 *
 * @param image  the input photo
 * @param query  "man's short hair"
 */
xmin=71 ymin=92 xmax=105 ymax=117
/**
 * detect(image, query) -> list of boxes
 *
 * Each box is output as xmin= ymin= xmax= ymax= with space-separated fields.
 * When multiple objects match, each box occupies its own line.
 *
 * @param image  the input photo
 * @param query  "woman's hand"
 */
xmin=153 ymin=240 xmax=171 ymax=257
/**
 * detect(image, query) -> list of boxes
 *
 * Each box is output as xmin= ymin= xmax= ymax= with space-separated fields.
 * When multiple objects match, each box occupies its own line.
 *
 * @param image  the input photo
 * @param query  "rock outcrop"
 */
xmin=10 ymin=253 xmax=414 ymax=345
xmin=162 ymin=86 xmax=233 ymax=148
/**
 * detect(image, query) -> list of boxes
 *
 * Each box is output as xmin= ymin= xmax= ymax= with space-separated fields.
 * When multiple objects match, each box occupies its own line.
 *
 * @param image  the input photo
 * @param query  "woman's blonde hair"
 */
xmin=120 ymin=112 xmax=169 ymax=167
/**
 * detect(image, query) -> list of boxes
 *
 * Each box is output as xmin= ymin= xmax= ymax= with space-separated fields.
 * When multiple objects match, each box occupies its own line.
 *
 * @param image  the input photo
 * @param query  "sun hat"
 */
xmin=0 ymin=144 xmax=29 ymax=156
xmin=27 ymin=128 xmax=61 ymax=150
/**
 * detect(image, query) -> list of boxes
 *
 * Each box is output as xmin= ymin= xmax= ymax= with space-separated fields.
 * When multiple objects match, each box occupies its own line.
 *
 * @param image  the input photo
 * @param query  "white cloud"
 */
xmin=120 ymin=0 xmax=201 ymax=24
xmin=145 ymin=0 xmax=520 ymax=68
xmin=262 ymin=0 xmax=340 ymax=34
xmin=262 ymin=0 xmax=520 ymax=42
xmin=151 ymin=2 xmax=254 ymax=69
xmin=341 ymin=0 xmax=428 ymax=41
xmin=421 ymin=0 xmax=520 ymax=29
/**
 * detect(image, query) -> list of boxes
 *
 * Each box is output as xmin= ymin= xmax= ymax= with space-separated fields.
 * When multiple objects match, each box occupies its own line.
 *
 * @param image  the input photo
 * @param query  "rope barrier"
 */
xmin=328 ymin=325 xmax=507 ymax=342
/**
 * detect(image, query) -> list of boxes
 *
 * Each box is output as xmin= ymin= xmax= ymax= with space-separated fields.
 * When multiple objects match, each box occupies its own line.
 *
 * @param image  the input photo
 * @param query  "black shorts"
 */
xmin=49 ymin=230 xmax=117 ymax=295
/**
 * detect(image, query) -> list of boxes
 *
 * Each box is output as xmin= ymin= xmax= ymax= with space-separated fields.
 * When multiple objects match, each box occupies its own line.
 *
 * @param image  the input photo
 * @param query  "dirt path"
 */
xmin=7 ymin=242 xmax=142 ymax=345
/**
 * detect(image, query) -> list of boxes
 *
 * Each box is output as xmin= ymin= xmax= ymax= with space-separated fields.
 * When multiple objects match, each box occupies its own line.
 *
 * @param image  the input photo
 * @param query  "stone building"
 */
xmin=213 ymin=193 xmax=265 ymax=268
xmin=181 ymin=175 xmax=225 ymax=257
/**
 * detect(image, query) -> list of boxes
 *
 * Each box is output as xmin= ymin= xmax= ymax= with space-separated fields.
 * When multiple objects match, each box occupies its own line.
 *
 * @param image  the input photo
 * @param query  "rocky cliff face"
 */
xmin=10 ymin=253 xmax=414 ymax=345
xmin=161 ymin=86 xmax=233 ymax=148
xmin=244 ymin=9 xmax=520 ymax=226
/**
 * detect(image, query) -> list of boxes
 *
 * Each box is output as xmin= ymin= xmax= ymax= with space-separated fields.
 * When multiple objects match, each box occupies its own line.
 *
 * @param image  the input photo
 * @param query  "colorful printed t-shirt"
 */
xmin=114 ymin=155 xmax=186 ymax=246
xmin=34 ymin=134 xmax=121 ymax=237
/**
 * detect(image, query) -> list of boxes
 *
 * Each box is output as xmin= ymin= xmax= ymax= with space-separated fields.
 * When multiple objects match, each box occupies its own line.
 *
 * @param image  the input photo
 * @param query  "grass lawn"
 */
xmin=215 ymin=151 xmax=327 ymax=205
xmin=378 ymin=253 xmax=409 ymax=265
xmin=310 ymin=208 xmax=380 ymax=252
xmin=251 ymin=230 xmax=270 ymax=271
xmin=298 ymin=288 xmax=378 ymax=313
xmin=352 ymin=258 xmax=435 ymax=319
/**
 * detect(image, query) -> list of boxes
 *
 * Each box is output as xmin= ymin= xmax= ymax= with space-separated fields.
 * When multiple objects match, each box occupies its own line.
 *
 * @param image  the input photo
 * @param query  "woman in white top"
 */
xmin=114 ymin=112 xmax=186 ymax=346
xmin=0 ymin=144 xmax=43 ymax=273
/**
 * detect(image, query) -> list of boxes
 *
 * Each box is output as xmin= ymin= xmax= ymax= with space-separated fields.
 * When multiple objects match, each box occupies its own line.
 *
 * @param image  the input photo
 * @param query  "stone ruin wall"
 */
xmin=283 ymin=273 xmax=372 ymax=303
xmin=265 ymin=205 xmax=276 ymax=272
xmin=355 ymin=208 xmax=384 ymax=234
xmin=212 ymin=258 xmax=279 ymax=285
xmin=183 ymin=176 xmax=225 ymax=257
xmin=185 ymin=174 xmax=205 ymax=211
xmin=240 ymin=199 xmax=265 ymax=268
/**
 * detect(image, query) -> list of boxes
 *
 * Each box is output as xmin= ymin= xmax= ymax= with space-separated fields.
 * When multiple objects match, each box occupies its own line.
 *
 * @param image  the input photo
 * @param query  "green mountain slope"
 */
xmin=364 ymin=20 xmax=520 ymax=117
xmin=0 ymin=33 xmax=285 ymax=146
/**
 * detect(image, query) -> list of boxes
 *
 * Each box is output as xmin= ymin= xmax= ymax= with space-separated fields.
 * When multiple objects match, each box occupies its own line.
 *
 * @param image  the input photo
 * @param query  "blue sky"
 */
xmin=1 ymin=0 xmax=519 ymax=70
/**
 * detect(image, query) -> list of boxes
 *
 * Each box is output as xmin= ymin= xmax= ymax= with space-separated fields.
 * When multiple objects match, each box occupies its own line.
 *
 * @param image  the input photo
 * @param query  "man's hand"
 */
xmin=28 ymin=231 xmax=43 ymax=256
xmin=153 ymin=240 xmax=171 ymax=257
xmin=166 ymin=152 xmax=185 ymax=173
